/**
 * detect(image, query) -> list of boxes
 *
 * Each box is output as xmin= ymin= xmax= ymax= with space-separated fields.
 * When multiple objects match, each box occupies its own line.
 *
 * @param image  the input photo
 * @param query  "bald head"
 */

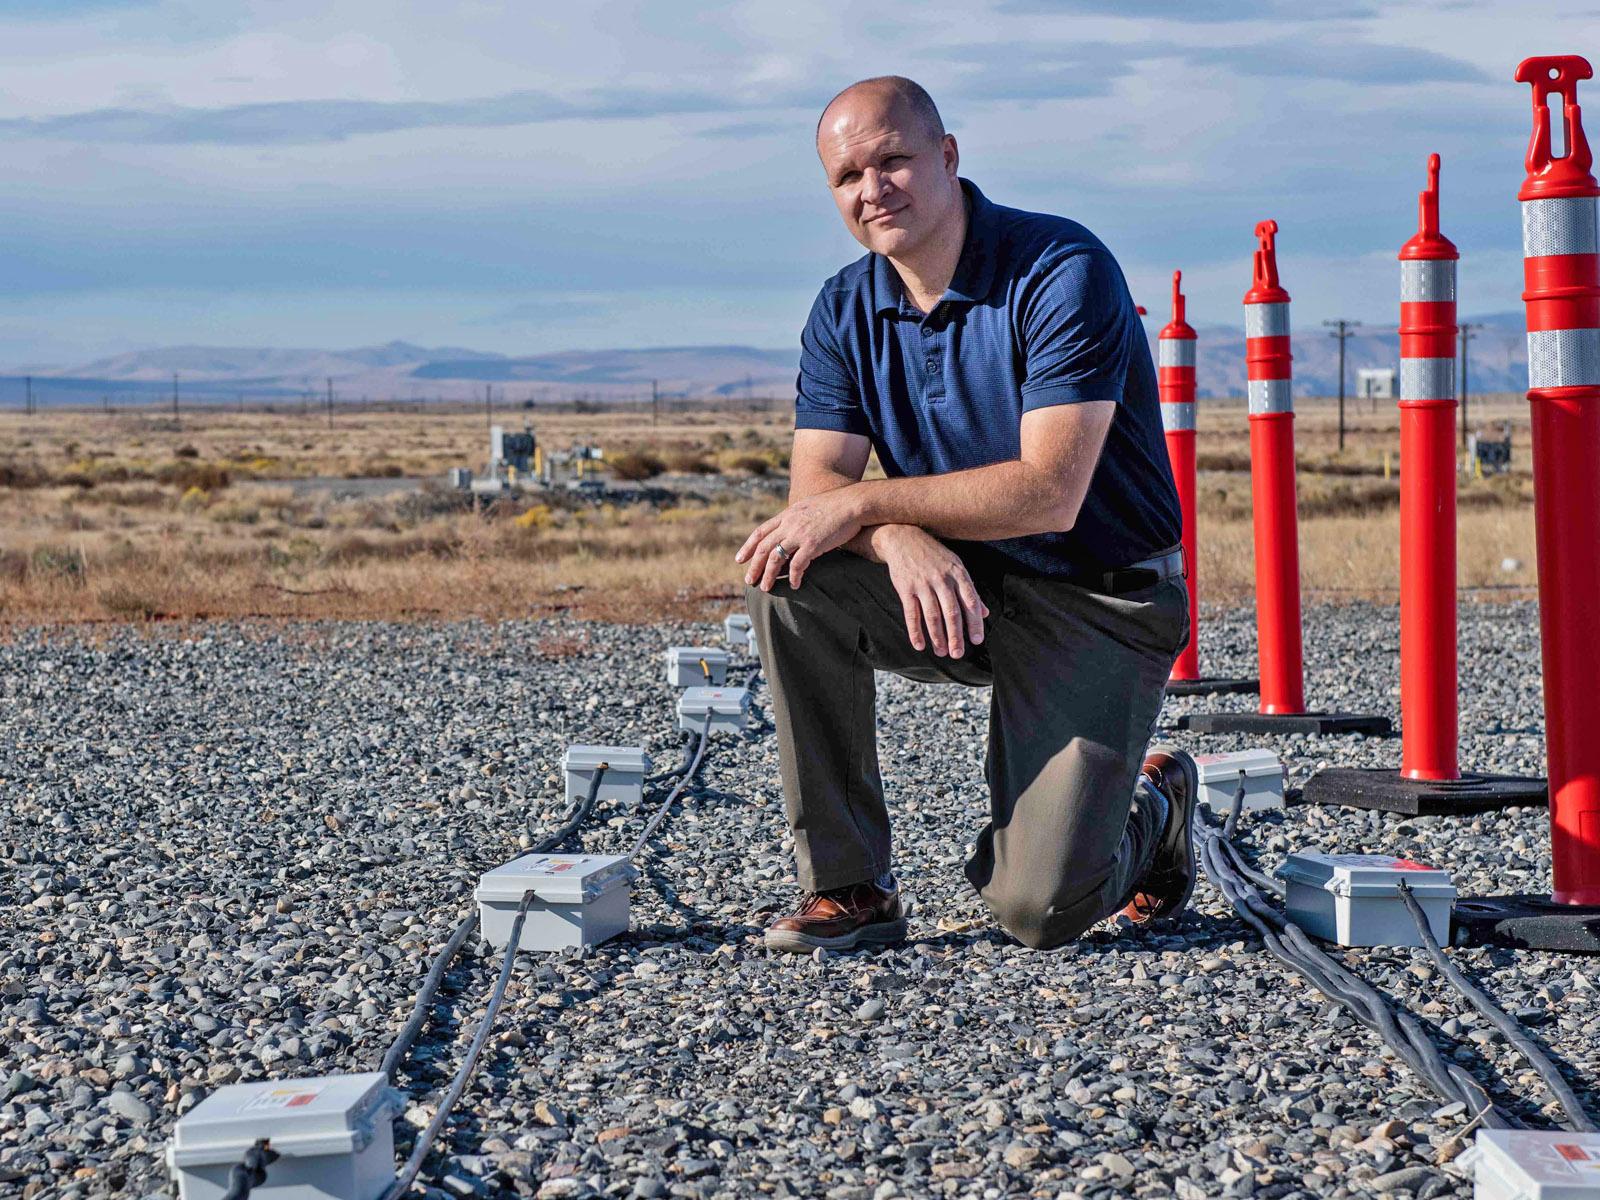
xmin=813 ymin=75 xmax=963 ymax=268
xmin=816 ymin=76 xmax=945 ymax=151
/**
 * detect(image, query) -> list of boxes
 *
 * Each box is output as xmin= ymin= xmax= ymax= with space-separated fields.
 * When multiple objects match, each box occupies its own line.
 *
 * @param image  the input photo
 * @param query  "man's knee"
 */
xmin=981 ymin=887 xmax=1095 ymax=951
xmin=745 ymin=550 xmax=863 ymax=617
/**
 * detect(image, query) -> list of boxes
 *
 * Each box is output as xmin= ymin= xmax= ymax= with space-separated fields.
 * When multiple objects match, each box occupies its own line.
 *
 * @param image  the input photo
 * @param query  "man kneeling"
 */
xmin=737 ymin=76 xmax=1198 ymax=952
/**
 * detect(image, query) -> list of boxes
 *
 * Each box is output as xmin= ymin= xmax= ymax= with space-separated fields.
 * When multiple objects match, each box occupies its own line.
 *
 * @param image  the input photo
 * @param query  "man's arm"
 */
xmin=740 ymin=400 xmax=1117 ymax=593
xmin=744 ymin=427 xmax=992 ymax=658
xmin=844 ymin=400 xmax=1116 ymax=541
xmin=787 ymin=428 xmax=918 ymax=564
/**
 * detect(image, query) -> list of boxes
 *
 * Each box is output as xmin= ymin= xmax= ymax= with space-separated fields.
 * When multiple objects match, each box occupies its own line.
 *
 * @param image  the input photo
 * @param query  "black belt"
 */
xmin=1083 ymin=545 xmax=1186 ymax=596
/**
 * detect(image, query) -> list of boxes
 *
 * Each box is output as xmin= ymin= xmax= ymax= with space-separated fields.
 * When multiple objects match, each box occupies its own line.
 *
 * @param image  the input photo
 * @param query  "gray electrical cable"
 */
xmin=528 ymin=761 xmax=610 ymax=850
xmin=378 ymin=890 xmax=536 ymax=1200
xmin=1396 ymin=882 xmax=1598 ymax=1133
xmin=1214 ymin=829 xmax=1285 ymax=897
xmin=644 ymin=733 xmax=699 ymax=786
xmin=217 ymin=1138 xmax=276 ymax=1200
xmin=628 ymin=720 xmax=712 ymax=861
xmin=379 ymin=911 xmax=481 ymax=1082
xmin=1186 ymin=778 xmax=1516 ymax=1127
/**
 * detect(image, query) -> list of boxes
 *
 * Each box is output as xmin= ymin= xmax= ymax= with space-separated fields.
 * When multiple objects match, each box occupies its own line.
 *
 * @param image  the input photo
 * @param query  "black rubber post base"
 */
xmin=1165 ymin=676 xmax=1260 ymax=698
xmin=1452 ymin=895 xmax=1600 ymax=954
xmin=1177 ymin=711 xmax=1392 ymax=737
xmin=1298 ymin=767 xmax=1548 ymax=816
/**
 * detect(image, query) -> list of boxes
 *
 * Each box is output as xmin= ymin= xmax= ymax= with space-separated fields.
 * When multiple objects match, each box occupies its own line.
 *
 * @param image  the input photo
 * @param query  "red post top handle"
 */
xmin=1252 ymin=220 xmax=1280 ymax=292
xmin=1515 ymin=55 xmax=1596 ymax=197
xmin=1400 ymin=152 xmax=1458 ymax=260
xmin=1419 ymin=153 xmax=1440 ymax=239
xmin=1171 ymin=269 xmax=1185 ymax=325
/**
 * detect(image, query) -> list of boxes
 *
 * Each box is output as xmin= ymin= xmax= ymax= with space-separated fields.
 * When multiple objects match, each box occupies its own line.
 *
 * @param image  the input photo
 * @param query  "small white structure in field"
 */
xmin=1357 ymin=367 xmax=1395 ymax=402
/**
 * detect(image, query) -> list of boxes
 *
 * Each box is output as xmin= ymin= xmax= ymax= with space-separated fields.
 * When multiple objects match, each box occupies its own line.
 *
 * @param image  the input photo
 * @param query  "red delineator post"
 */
xmin=1243 ymin=221 xmax=1305 ymax=715
xmin=1180 ymin=226 xmax=1387 ymax=737
xmin=1516 ymin=56 xmax=1600 ymax=907
xmin=1298 ymin=156 xmax=1544 ymax=815
xmin=1155 ymin=274 xmax=1258 ymax=700
xmin=1398 ymin=155 xmax=1461 ymax=781
xmin=1452 ymin=59 xmax=1600 ymax=949
xmin=1160 ymin=271 xmax=1201 ymax=683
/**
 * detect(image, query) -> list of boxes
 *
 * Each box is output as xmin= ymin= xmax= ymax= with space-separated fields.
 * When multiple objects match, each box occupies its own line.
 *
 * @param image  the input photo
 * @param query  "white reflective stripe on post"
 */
xmin=1400 ymin=260 xmax=1456 ymax=303
xmin=1400 ymin=357 xmax=1455 ymax=401
xmin=1247 ymin=378 xmax=1293 ymax=414
xmin=1521 ymin=195 xmax=1600 ymax=258
xmin=1158 ymin=339 xmax=1196 ymax=368
xmin=1161 ymin=401 xmax=1196 ymax=431
xmin=1527 ymin=327 xmax=1600 ymax=389
xmin=1244 ymin=303 xmax=1290 ymax=339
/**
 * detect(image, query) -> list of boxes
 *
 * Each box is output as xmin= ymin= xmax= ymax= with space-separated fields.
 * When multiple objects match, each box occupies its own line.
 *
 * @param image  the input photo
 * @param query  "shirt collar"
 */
xmin=870 ymin=178 xmax=998 ymax=317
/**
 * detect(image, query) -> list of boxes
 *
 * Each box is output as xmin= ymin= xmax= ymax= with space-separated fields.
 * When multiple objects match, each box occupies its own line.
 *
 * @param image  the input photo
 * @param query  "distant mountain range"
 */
xmin=2 ymin=314 xmax=1533 ymax=408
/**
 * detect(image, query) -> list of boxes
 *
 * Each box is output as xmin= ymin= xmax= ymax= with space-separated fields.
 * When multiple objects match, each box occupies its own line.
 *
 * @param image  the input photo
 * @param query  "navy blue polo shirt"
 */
xmin=795 ymin=178 xmax=1181 ymax=579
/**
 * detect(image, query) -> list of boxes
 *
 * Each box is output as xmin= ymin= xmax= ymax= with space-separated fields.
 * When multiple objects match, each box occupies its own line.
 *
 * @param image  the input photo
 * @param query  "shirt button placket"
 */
xmin=923 ymin=320 xmax=944 ymax=399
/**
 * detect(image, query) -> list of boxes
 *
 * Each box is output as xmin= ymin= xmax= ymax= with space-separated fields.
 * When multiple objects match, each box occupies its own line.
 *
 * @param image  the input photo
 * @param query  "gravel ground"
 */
xmin=2 ymin=602 xmax=1595 ymax=1200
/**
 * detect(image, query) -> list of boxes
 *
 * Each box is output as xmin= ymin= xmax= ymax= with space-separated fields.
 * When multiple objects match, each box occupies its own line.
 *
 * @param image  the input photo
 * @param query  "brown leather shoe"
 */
xmin=763 ymin=879 xmax=907 ymax=952
xmin=1122 ymin=745 xmax=1199 ymax=926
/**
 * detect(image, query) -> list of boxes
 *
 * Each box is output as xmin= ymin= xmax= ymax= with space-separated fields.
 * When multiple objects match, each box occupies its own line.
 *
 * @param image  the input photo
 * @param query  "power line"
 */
xmin=1322 ymin=319 xmax=1361 ymax=452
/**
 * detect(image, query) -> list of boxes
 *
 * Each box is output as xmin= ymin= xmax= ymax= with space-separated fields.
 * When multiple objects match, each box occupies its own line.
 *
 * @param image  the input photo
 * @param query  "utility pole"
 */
xmin=1458 ymin=321 xmax=1482 ymax=453
xmin=1323 ymin=319 xmax=1360 ymax=453
xmin=484 ymin=383 xmax=493 ymax=432
xmin=172 ymin=372 xmax=180 ymax=421
xmin=652 ymin=378 xmax=659 ymax=427
xmin=326 ymin=377 xmax=334 ymax=429
xmin=24 ymin=375 xmax=32 ymax=415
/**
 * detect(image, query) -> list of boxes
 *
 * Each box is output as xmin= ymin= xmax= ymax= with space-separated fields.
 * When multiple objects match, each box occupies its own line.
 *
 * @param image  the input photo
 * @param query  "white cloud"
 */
xmin=0 ymin=0 xmax=1585 ymax=360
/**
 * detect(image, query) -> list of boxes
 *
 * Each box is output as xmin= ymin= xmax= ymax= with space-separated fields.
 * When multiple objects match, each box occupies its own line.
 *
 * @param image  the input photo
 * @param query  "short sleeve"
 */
xmin=1016 ymin=249 xmax=1134 ymax=412
xmin=795 ymin=291 xmax=870 ymax=436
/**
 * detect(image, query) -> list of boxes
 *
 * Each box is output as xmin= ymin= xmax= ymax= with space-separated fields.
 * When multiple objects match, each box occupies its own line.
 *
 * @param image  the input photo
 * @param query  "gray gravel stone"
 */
xmin=0 ymin=605 xmax=1594 ymax=1199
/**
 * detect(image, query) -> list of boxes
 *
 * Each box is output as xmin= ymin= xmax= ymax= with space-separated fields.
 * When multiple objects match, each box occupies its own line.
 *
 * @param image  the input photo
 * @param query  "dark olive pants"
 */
xmin=745 ymin=549 xmax=1188 ymax=949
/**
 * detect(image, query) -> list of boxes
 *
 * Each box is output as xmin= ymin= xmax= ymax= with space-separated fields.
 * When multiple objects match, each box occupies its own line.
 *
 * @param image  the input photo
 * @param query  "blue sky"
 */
xmin=0 ymin=0 xmax=1593 ymax=366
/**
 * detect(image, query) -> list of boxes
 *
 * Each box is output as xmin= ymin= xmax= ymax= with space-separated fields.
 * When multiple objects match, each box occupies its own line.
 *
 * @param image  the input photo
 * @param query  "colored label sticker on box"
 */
xmin=244 ymin=1085 xmax=327 ymax=1112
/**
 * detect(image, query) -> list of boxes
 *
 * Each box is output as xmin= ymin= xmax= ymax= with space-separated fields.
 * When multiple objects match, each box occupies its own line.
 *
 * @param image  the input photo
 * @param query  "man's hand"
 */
xmin=736 ymin=488 xmax=864 ymax=591
xmin=877 ymin=526 xmax=989 ymax=658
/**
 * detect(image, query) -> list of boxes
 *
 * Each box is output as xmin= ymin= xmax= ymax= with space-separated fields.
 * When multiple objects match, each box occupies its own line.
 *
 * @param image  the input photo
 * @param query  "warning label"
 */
xmin=1518 ymin=1135 xmax=1600 ymax=1178
xmin=243 ymin=1085 xmax=326 ymax=1112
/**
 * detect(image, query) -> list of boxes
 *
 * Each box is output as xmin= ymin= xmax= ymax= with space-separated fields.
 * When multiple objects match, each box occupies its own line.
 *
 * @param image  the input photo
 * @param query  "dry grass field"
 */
xmin=0 ymin=393 xmax=1536 ymax=625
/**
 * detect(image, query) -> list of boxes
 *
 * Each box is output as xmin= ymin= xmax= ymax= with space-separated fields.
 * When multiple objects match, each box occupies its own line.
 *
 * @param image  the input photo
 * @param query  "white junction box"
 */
xmin=1276 ymin=852 xmax=1456 ymax=948
xmin=678 ymin=686 xmax=751 ymax=735
xmin=724 ymin=612 xmax=753 ymax=650
xmin=665 ymin=645 xmax=730 ymax=687
xmin=166 ymin=1072 xmax=399 ymax=1200
xmin=1462 ymin=1129 xmax=1600 ymax=1199
xmin=561 ymin=745 xmax=651 ymax=809
xmin=475 ymin=852 xmax=637 ymax=951
xmin=1195 ymin=749 xmax=1285 ymax=814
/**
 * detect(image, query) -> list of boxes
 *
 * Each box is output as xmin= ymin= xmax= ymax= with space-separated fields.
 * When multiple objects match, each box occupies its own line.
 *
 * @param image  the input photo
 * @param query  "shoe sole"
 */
xmin=762 ymin=917 xmax=909 ymax=954
xmin=1135 ymin=747 xmax=1200 ymax=925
